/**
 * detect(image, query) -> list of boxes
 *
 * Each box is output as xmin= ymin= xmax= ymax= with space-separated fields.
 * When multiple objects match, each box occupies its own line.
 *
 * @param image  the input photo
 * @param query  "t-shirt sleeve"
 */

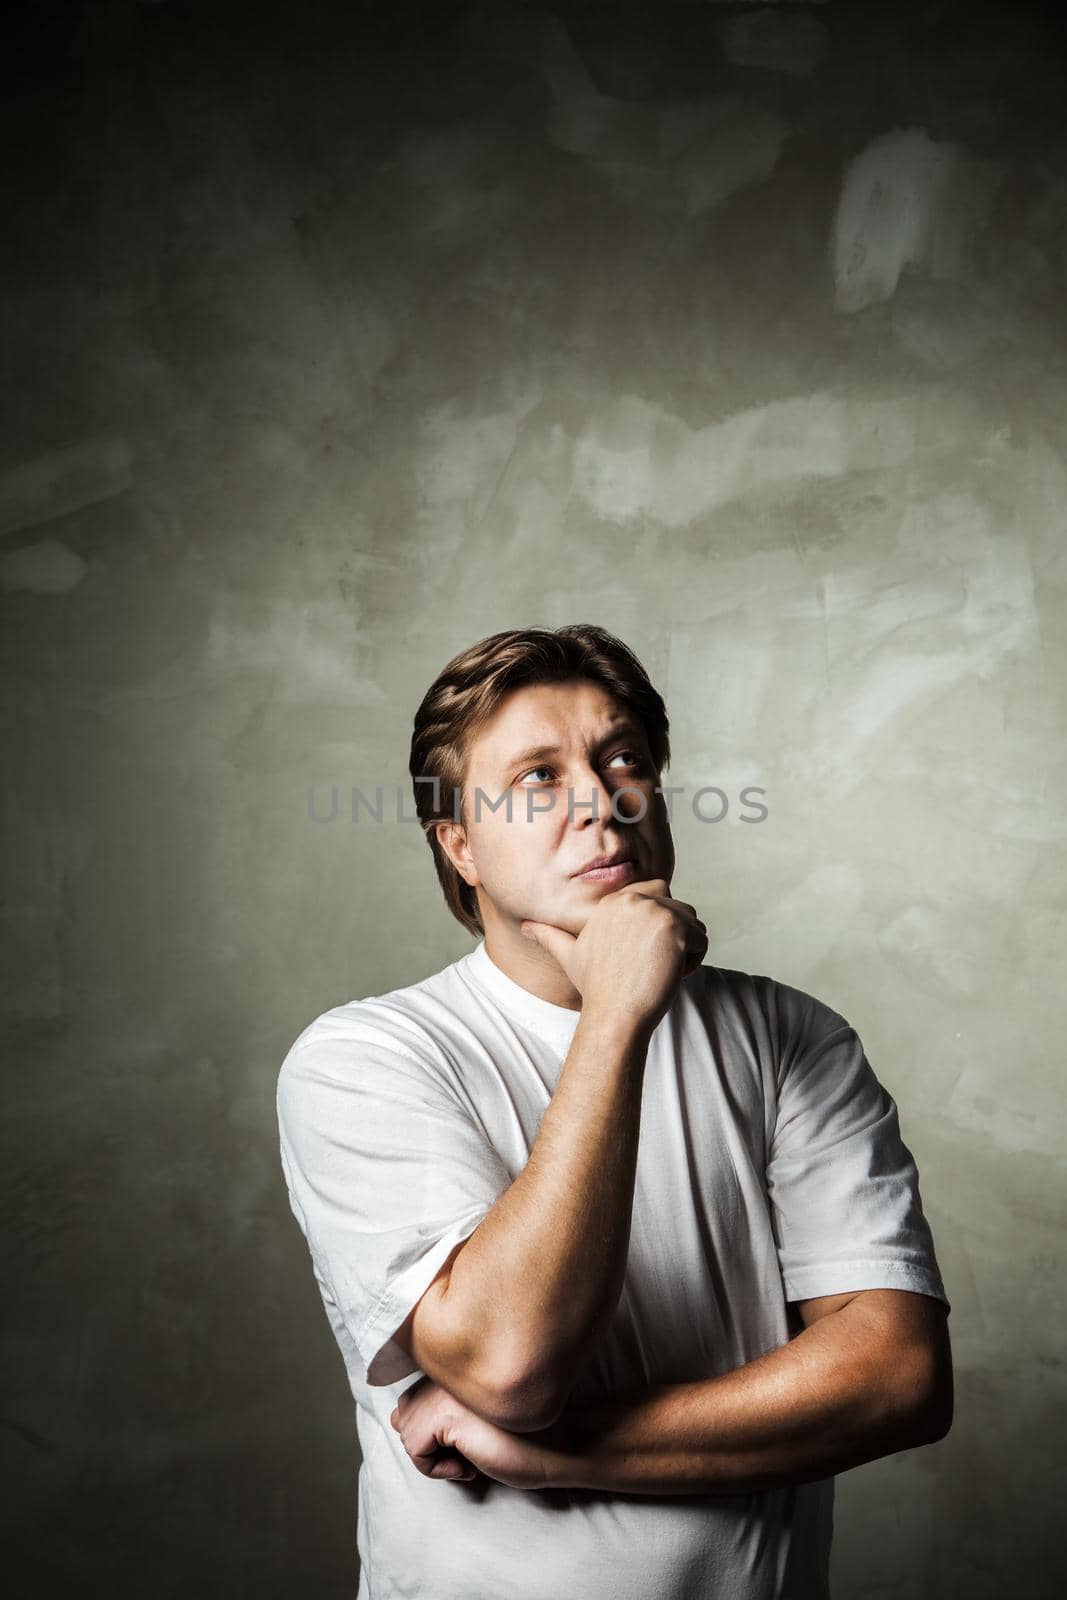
xmin=763 ymin=981 xmax=950 ymax=1313
xmin=276 ymin=1020 xmax=514 ymax=1386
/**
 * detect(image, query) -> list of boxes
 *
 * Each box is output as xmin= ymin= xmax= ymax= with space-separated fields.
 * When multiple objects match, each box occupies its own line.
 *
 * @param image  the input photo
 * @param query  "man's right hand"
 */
xmin=520 ymin=879 xmax=708 ymax=1034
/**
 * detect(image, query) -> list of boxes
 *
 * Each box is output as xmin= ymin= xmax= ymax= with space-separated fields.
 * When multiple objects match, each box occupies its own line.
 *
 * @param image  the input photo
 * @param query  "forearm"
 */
xmin=540 ymin=1301 xmax=947 ymax=1494
xmin=440 ymin=1007 xmax=652 ymax=1426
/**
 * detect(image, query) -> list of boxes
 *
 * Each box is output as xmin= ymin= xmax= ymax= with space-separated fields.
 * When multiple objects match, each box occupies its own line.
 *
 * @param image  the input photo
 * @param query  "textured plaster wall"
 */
xmin=1 ymin=1 xmax=1064 ymax=1595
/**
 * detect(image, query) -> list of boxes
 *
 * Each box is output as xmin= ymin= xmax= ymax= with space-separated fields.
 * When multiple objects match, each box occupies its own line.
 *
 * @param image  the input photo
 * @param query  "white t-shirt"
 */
xmin=276 ymin=938 xmax=950 ymax=1600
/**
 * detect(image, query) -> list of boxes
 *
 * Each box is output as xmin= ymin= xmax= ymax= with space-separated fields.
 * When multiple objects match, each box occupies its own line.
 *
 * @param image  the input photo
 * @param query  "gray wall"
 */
xmin=2 ymin=1 xmax=1064 ymax=1594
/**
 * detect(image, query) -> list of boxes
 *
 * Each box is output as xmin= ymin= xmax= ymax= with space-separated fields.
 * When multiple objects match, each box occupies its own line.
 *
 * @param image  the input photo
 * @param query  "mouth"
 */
xmin=572 ymin=851 xmax=639 ymax=883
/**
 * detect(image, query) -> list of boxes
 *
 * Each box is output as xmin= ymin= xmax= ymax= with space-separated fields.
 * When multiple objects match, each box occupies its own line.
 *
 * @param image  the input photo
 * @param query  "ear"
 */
xmin=434 ymin=819 xmax=479 ymax=888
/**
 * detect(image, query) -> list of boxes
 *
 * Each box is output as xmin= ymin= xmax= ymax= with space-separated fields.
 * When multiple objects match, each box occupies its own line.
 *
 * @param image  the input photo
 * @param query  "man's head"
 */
xmin=410 ymin=624 xmax=674 ymax=942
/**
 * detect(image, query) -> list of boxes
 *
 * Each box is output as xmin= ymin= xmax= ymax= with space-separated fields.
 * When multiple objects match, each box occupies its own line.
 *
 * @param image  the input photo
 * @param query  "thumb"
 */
xmin=519 ymin=919 xmax=577 ymax=965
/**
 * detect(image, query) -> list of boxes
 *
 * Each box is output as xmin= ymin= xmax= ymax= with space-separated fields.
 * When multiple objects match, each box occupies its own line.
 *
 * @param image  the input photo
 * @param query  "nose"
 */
xmin=570 ymin=761 xmax=639 ymax=827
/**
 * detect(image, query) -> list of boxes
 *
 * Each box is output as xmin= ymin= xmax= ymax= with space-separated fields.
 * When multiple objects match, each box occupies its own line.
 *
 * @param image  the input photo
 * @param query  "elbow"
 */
xmin=906 ymin=1393 xmax=952 ymax=1448
xmin=488 ymin=1360 xmax=567 ymax=1434
xmin=898 ymin=1339 xmax=954 ymax=1447
xmin=915 ymin=1379 xmax=953 ymax=1444
xmin=490 ymin=1399 xmax=564 ymax=1434
xmin=491 ymin=1384 xmax=567 ymax=1436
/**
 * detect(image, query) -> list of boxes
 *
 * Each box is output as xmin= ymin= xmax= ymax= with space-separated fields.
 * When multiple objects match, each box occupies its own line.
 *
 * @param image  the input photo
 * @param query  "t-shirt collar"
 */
xmin=465 ymin=938 xmax=583 ymax=1054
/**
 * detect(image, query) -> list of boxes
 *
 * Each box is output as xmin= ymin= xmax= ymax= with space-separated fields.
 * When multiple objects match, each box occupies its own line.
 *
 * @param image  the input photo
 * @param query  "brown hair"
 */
xmin=409 ymin=624 xmax=671 ymax=937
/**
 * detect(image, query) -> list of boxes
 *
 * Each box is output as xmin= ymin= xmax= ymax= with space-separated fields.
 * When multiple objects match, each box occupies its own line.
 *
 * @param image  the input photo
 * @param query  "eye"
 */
xmin=517 ymin=765 xmax=556 ymax=786
xmin=516 ymin=750 xmax=645 ymax=786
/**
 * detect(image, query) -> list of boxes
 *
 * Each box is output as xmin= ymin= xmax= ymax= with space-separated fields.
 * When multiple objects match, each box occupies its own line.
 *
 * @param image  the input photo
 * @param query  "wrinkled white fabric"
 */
xmin=277 ymin=940 xmax=949 ymax=1599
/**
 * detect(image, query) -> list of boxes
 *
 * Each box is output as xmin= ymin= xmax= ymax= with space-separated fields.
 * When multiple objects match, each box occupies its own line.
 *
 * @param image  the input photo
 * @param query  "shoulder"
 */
xmin=277 ymin=954 xmax=472 ymax=1099
xmin=684 ymin=961 xmax=853 ymax=1073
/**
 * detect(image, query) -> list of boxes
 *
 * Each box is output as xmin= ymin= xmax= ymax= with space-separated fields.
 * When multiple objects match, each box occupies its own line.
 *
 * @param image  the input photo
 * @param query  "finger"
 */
xmin=649 ymin=893 xmax=698 ymax=918
xmin=629 ymin=885 xmax=700 ymax=921
xmin=400 ymin=1411 xmax=450 ymax=1469
xmin=636 ymin=899 xmax=705 ymax=936
xmin=682 ymin=926 xmax=709 ymax=977
xmin=390 ymin=1407 xmax=399 ymax=1430
xmin=411 ymin=1441 xmax=463 ymax=1478
xmin=519 ymin=920 xmax=578 ymax=964
xmin=652 ymin=895 xmax=700 ymax=919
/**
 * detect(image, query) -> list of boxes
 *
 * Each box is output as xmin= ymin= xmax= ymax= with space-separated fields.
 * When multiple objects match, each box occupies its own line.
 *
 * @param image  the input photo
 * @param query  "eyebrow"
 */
xmin=498 ymin=722 xmax=645 ymax=778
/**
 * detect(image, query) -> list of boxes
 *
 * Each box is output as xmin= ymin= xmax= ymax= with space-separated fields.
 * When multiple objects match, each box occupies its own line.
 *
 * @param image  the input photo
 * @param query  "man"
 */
xmin=277 ymin=622 xmax=952 ymax=1599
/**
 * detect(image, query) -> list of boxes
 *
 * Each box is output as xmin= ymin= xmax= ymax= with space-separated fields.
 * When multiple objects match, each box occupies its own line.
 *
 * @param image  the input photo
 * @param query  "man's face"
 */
xmin=438 ymin=678 xmax=675 ymax=938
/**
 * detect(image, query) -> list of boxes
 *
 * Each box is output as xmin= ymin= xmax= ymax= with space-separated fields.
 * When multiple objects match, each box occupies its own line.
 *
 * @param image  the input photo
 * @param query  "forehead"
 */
xmin=470 ymin=680 xmax=638 ymax=768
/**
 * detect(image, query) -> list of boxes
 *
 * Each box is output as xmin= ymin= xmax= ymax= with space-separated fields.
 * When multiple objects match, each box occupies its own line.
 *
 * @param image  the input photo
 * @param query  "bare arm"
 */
xmin=397 ymin=1006 xmax=653 ymax=1431
xmin=396 ymin=881 xmax=706 ymax=1432
xmin=531 ymin=1288 xmax=954 ymax=1493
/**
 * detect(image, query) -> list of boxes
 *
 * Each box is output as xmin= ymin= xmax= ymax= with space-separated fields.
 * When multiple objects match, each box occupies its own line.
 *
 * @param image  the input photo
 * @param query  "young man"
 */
xmin=277 ymin=623 xmax=952 ymax=1600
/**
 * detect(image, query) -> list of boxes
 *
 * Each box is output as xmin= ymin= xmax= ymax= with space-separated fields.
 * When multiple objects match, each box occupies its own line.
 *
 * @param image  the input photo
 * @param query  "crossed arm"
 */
xmin=386 ymin=1000 xmax=952 ymax=1493
xmin=537 ymin=1285 xmax=952 ymax=1493
xmin=390 ymin=1284 xmax=953 ymax=1494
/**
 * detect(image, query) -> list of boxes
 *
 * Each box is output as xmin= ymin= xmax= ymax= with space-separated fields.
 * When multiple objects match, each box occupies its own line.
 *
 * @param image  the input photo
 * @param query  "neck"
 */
xmin=482 ymin=920 xmax=583 ymax=1011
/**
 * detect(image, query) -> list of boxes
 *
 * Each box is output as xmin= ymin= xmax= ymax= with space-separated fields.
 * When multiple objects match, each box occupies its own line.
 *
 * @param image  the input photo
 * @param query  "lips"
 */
xmin=573 ymin=850 xmax=636 ymax=877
